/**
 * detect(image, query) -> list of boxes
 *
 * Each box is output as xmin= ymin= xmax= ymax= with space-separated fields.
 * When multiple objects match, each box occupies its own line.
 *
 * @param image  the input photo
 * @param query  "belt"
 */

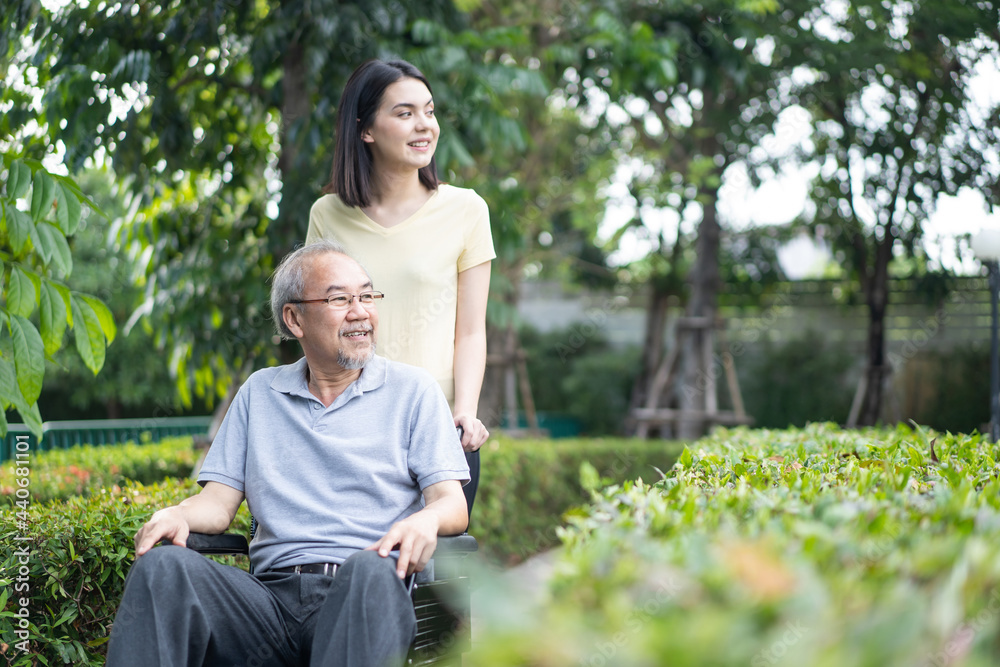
xmin=268 ymin=561 xmax=417 ymax=594
xmin=270 ymin=563 xmax=340 ymax=577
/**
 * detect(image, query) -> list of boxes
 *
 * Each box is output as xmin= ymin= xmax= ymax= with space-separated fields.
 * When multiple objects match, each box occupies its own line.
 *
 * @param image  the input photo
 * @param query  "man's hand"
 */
xmin=454 ymin=414 xmax=488 ymax=452
xmin=134 ymin=506 xmax=191 ymax=556
xmin=133 ymin=481 xmax=244 ymax=557
xmin=366 ymin=511 xmax=440 ymax=579
xmin=365 ymin=480 xmax=467 ymax=578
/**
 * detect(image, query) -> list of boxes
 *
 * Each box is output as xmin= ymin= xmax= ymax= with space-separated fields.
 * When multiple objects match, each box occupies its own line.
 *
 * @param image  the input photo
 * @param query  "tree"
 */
xmin=573 ymin=0 xmax=792 ymax=437
xmin=9 ymin=0 xmax=548 ymax=414
xmin=0 ymin=154 xmax=115 ymax=437
xmin=39 ymin=170 xmax=191 ymax=420
xmin=784 ymin=0 xmax=1000 ymax=425
xmin=451 ymin=1 xmax=680 ymax=425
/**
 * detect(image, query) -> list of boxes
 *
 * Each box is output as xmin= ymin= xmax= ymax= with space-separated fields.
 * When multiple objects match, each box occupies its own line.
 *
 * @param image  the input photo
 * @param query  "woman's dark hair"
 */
xmin=322 ymin=59 xmax=439 ymax=207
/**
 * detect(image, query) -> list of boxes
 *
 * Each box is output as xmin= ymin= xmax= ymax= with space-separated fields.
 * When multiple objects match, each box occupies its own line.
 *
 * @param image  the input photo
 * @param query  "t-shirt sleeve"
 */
xmin=197 ymin=383 xmax=251 ymax=493
xmin=306 ymin=197 xmax=337 ymax=245
xmin=457 ymin=192 xmax=496 ymax=273
xmin=407 ymin=381 xmax=471 ymax=490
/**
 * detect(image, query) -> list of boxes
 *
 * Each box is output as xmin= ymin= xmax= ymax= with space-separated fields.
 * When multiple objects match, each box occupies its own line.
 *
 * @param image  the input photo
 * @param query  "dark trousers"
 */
xmin=106 ymin=546 xmax=416 ymax=667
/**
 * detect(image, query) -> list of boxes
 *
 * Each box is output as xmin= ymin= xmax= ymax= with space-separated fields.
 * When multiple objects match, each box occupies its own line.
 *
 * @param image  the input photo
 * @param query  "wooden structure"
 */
xmin=631 ymin=316 xmax=752 ymax=438
xmin=485 ymin=324 xmax=543 ymax=437
xmin=845 ymin=363 xmax=902 ymax=427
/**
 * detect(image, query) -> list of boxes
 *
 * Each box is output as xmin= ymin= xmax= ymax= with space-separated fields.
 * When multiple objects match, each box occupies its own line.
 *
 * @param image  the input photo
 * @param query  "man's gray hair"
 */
xmin=270 ymin=239 xmax=353 ymax=340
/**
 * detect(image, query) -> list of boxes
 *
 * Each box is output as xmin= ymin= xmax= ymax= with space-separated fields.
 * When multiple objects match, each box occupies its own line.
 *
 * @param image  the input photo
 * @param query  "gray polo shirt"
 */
xmin=198 ymin=354 xmax=470 ymax=573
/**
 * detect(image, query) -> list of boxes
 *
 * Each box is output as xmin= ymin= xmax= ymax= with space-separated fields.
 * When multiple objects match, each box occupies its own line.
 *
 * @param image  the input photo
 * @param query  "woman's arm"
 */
xmin=453 ymin=260 xmax=491 ymax=451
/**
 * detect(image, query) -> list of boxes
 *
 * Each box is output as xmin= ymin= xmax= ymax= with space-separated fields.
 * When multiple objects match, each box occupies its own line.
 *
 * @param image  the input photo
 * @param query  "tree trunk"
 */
xmin=626 ymin=283 xmax=671 ymax=436
xmin=274 ymin=36 xmax=310 ymax=366
xmin=678 ymin=179 xmax=721 ymax=439
xmin=277 ymin=40 xmax=308 ymax=195
xmin=479 ymin=265 xmax=522 ymax=430
xmin=856 ymin=234 xmax=893 ymax=426
xmin=105 ymin=399 xmax=122 ymax=420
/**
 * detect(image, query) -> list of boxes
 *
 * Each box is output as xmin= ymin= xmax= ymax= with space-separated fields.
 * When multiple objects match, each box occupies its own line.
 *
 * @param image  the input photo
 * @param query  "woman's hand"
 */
xmin=454 ymin=414 xmax=489 ymax=452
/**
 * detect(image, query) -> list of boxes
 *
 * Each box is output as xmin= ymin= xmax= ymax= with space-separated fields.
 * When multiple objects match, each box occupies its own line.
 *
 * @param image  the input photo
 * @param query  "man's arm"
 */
xmin=134 ymin=481 xmax=245 ymax=556
xmin=366 ymin=479 xmax=468 ymax=579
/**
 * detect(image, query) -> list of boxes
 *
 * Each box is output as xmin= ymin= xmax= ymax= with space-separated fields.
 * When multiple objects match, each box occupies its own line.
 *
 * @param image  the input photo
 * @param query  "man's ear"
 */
xmin=283 ymin=304 xmax=305 ymax=339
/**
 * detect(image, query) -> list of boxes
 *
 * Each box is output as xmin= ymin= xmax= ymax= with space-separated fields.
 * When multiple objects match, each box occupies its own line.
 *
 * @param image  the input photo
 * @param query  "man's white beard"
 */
xmin=338 ymin=342 xmax=376 ymax=370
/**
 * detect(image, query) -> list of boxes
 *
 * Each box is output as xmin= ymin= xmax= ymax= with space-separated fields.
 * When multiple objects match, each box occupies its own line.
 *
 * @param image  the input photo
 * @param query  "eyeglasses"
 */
xmin=289 ymin=291 xmax=385 ymax=309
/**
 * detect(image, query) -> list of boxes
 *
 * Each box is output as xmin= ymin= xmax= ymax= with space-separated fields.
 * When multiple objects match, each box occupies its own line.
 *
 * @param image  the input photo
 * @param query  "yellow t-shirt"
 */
xmin=306 ymin=184 xmax=496 ymax=403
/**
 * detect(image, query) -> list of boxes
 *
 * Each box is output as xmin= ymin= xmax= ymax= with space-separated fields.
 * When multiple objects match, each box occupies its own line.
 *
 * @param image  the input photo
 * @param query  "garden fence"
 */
xmin=0 ymin=416 xmax=212 ymax=463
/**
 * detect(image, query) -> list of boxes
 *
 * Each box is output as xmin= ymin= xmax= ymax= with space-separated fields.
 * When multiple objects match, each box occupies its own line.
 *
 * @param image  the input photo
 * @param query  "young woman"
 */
xmin=307 ymin=59 xmax=494 ymax=453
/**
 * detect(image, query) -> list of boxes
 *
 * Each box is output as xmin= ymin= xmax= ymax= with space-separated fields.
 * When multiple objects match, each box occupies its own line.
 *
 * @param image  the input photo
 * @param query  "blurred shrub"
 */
xmin=520 ymin=325 xmax=641 ymax=435
xmin=0 ymin=437 xmax=197 ymax=504
xmin=738 ymin=330 xmax=855 ymax=428
xmin=469 ymin=423 xmax=1000 ymax=666
xmin=476 ymin=436 xmax=682 ymax=565
xmin=901 ymin=346 xmax=990 ymax=434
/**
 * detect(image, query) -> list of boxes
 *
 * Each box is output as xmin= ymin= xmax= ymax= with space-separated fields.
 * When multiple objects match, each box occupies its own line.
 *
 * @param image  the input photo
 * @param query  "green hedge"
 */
xmin=475 ymin=437 xmax=683 ymax=564
xmin=0 ymin=438 xmax=197 ymax=504
xmin=0 ymin=435 xmax=678 ymax=665
xmin=470 ymin=423 xmax=1000 ymax=666
xmin=0 ymin=480 xmax=253 ymax=666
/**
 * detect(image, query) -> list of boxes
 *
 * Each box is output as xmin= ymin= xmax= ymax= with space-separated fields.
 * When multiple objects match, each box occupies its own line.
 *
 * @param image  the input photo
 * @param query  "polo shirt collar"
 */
xmin=269 ymin=354 xmax=389 ymax=400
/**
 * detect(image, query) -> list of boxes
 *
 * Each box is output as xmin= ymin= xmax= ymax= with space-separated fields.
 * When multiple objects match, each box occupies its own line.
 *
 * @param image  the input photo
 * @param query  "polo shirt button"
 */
xmin=312 ymin=404 xmax=321 ymax=410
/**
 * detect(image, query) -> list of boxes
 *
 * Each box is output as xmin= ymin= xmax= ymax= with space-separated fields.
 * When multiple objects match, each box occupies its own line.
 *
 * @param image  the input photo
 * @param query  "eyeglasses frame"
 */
xmin=288 ymin=291 xmax=385 ymax=309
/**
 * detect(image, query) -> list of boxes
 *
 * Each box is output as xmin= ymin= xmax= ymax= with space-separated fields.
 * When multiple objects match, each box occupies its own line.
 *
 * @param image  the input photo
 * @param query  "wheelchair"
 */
xmin=177 ymin=447 xmax=481 ymax=666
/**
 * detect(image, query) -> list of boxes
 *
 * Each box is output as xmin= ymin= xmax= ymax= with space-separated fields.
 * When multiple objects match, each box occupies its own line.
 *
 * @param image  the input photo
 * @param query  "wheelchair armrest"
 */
xmin=161 ymin=532 xmax=250 ymax=555
xmin=436 ymin=534 xmax=478 ymax=555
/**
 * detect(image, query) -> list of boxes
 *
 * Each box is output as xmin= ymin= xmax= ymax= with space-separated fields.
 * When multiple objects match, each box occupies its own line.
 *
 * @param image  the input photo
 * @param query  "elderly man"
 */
xmin=106 ymin=240 xmax=470 ymax=667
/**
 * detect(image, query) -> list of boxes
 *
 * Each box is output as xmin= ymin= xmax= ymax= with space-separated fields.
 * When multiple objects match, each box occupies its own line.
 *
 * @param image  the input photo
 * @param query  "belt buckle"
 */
xmin=293 ymin=563 xmax=338 ymax=576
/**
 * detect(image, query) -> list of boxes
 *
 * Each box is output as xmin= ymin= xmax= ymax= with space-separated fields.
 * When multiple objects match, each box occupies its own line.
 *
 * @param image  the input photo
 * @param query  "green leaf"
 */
xmin=52 ymin=605 xmax=78 ymax=627
xmin=9 ymin=314 xmax=45 ymax=404
xmin=580 ymin=460 xmax=601 ymax=491
xmin=7 ymin=206 xmax=33 ymax=254
xmin=79 ymin=293 xmax=116 ymax=343
xmin=53 ymin=182 xmax=69 ymax=232
xmin=53 ymin=173 xmax=105 ymax=221
xmin=29 ymin=221 xmax=50 ymax=266
xmin=40 ymin=281 xmax=70 ymax=356
xmin=0 ymin=356 xmax=18 ymax=405
xmin=7 ymin=265 xmax=37 ymax=317
xmin=35 ymin=221 xmax=73 ymax=276
xmin=51 ymin=281 xmax=73 ymax=327
xmin=30 ymin=170 xmax=56 ymax=222
xmin=678 ymin=446 xmax=694 ymax=468
xmin=60 ymin=183 xmax=82 ymax=234
xmin=6 ymin=159 xmax=32 ymax=199
xmin=71 ymin=294 xmax=107 ymax=374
